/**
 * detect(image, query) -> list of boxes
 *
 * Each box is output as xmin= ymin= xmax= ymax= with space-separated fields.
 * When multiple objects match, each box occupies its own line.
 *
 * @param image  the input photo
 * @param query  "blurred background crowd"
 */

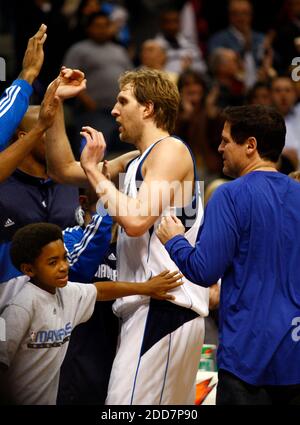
xmin=1 ymin=0 xmax=300 ymax=183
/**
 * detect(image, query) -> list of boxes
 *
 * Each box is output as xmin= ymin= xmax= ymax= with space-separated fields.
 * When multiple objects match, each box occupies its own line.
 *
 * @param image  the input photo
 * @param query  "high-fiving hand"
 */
xmin=80 ymin=126 xmax=106 ymax=172
xmin=55 ymin=66 xmax=87 ymax=100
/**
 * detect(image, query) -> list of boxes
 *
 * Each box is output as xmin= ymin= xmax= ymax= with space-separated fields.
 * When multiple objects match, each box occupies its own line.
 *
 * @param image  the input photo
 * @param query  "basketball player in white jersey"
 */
xmin=45 ymin=67 xmax=209 ymax=405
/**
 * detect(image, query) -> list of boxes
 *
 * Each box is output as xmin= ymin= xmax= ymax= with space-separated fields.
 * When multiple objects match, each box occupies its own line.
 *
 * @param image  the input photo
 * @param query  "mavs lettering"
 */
xmin=28 ymin=322 xmax=72 ymax=348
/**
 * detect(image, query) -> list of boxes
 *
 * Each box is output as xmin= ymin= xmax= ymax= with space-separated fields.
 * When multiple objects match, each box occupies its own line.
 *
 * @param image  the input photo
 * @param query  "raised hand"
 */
xmin=80 ymin=126 xmax=106 ymax=171
xmin=143 ymin=270 xmax=183 ymax=300
xmin=38 ymin=77 xmax=61 ymax=131
xmin=55 ymin=66 xmax=87 ymax=100
xmin=19 ymin=24 xmax=47 ymax=84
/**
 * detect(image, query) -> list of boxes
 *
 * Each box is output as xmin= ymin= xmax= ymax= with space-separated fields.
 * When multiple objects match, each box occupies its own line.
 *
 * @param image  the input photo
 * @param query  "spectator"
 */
xmin=246 ymin=81 xmax=272 ymax=105
xmin=208 ymin=0 xmax=265 ymax=88
xmin=70 ymin=0 xmax=131 ymax=47
xmin=14 ymin=0 xmax=70 ymax=93
xmin=271 ymin=75 xmax=300 ymax=169
xmin=273 ymin=0 xmax=300 ymax=74
xmin=155 ymin=8 xmax=207 ymax=75
xmin=63 ymin=11 xmax=133 ymax=153
xmin=139 ymin=39 xmax=178 ymax=83
xmin=175 ymin=69 xmax=222 ymax=179
xmin=207 ymin=47 xmax=246 ymax=116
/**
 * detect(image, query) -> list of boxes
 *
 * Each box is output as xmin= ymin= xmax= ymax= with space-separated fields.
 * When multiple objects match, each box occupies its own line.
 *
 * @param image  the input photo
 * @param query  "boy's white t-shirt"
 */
xmin=0 ymin=281 xmax=97 ymax=405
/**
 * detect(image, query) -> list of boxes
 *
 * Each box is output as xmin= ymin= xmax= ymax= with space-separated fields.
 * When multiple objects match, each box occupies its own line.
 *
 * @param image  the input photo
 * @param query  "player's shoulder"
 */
xmin=149 ymin=136 xmax=192 ymax=159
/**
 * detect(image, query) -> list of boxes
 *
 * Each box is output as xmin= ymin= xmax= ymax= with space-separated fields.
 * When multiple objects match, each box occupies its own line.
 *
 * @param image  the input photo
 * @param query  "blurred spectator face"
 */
xmin=250 ymin=86 xmax=272 ymax=106
xmin=229 ymin=0 xmax=252 ymax=32
xmin=140 ymin=40 xmax=166 ymax=69
xmin=219 ymin=50 xmax=241 ymax=78
xmin=290 ymin=0 xmax=300 ymax=19
xmin=271 ymin=77 xmax=297 ymax=116
xmin=181 ymin=82 xmax=205 ymax=108
xmin=87 ymin=15 xmax=111 ymax=43
xmin=160 ymin=11 xmax=180 ymax=38
xmin=82 ymin=0 xmax=101 ymax=16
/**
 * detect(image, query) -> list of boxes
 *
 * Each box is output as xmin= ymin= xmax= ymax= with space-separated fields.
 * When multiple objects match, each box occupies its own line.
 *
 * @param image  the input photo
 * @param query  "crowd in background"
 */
xmin=1 ymin=0 xmax=300 ymax=183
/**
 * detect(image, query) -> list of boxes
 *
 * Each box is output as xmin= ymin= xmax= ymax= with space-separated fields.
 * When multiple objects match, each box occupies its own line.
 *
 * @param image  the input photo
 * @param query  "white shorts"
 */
xmin=106 ymin=299 xmax=204 ymax=405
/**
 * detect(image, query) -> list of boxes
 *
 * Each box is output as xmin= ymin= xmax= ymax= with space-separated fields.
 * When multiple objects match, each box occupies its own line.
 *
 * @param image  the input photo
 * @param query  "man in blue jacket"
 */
xmin=157 ymin=105 xmax=300 ymax=405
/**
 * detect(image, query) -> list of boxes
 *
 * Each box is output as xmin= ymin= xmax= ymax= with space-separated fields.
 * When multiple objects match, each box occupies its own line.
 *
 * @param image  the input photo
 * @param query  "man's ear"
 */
xmin=20 ymin=263 xmax=35 ymax=278
xmin=79 ymin=195 xmax=89 ymax=211
xmin=246 ymin=136 xmax=257 ymax=155
xmin=143 ymin=101 xmax=154 ymax=119
xmin=17 ymin=130 xmax=27 ymax=139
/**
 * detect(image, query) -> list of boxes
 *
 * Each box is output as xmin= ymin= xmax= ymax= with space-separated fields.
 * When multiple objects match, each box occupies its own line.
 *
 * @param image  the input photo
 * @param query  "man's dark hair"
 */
xmin=85 ymin=11 xmax=110 ymax=29
xmin=10 ymin=223 xmax=63 ymax=271
xmin=246 ymin=81 xmax=271 ymax=104
xmin=222 ymin=105 xmax=286 ymax=162
xmin=177 ymin=69 xmax=207 ymax=94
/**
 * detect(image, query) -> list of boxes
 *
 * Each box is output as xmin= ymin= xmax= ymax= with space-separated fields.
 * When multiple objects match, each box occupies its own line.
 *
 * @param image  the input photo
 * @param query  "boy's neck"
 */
xmin=31 ymin=279 xmax=56 ymax=295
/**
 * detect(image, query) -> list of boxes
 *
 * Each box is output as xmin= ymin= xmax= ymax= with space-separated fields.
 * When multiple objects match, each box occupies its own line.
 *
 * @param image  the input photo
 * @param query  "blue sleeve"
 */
xmin=165 ymin=186 xmax=240 ymax=286
xmin=63 ymin=213 xmax=113 ymax=283
xmin=0 ymin=79 xmax=33 ymax=151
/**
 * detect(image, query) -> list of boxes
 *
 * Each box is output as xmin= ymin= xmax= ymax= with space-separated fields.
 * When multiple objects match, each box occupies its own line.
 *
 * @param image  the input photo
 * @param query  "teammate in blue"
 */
xmin=58 ymin=189 xmax=118 ymax=405
xmin=157 ymin=105 xmax=300 ymax=405
xmin=0 ymin=24 xmax=47 ymax=151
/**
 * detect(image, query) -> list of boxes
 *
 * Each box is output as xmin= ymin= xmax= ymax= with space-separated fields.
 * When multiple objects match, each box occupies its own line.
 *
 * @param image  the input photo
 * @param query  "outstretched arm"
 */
xmin=156 ymin=187 xmax=239 ymax=286
xmin=18 ymin=23 xmax=47 ymax=85
xmin=0 ymin=78 xmax=60 ymax=182
xmin=94 ymin=270 xmax=183 ymax=301
xmin=45 ymin=68 xmax=137 ymax=186
xmin=0 ymin=24 xmax=47 ymax=150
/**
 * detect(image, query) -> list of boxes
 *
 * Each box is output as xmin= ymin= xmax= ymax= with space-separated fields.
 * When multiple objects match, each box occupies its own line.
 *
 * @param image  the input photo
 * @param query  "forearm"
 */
xmin=0 ymin=125 xmax=45 ymax=182
xmin=18 ymin=69 xmax=36 ymax=85
xmin=46 ymin=101 xmax=87 ymax=186
xmin=0 ymin=80 xmax=33 ymax=150
xmin=94 ymin=280 xmax=144 ymax=301
xmin=165 ymin=235 xmax=223 ymax=287
xmin=84 ymin=166 xmax=152 ymax=235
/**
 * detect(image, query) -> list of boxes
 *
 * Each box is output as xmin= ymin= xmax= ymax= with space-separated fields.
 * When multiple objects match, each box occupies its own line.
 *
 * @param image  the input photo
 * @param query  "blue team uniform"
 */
xmin=57 ymin=214 xmax=119 ymax=405
xmin=0 ymin=79 xmax=32 ymax=151
xmin=0 ymin=169 xmax=79 ymax=285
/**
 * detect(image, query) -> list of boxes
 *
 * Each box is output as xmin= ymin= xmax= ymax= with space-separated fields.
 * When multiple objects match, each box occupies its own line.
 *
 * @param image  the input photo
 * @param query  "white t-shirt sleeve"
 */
xmin=65 ymin=282 xmax=97 ymax=327
xmin=0 ymin=304 xmax=31 ymax=367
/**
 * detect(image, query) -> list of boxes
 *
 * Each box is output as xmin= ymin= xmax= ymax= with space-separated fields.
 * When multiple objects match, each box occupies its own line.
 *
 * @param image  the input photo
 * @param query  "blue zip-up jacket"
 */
xmin=63 ymin=213 xmax=112 ymax=283
xmin=0 ymin=79 xmax=32 ymax=151
xmin=165 ymin=171 xmax=300 ymax=386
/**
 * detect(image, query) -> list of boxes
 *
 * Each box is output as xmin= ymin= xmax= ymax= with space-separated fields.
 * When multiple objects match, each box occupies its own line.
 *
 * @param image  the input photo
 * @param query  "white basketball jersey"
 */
xmin=113 ymin=139 xmax=209 ymax=317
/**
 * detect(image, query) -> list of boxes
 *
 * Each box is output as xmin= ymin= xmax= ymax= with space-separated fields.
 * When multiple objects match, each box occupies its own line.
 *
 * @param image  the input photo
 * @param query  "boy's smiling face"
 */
xmin=21 ymin=239 xmax=69 ymax=294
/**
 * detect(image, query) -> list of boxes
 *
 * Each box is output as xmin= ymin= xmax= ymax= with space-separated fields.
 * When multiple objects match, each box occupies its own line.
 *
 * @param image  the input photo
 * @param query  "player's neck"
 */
xmin=137 ymin=127 xmax=170 ymax=154
xmin=18 ymin=156 xmax=48 ymax=179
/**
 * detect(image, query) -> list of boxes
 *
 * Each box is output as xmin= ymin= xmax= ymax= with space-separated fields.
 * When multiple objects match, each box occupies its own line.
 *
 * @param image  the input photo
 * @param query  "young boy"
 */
xmin=0 ymin=223 xmax=182 ymax=405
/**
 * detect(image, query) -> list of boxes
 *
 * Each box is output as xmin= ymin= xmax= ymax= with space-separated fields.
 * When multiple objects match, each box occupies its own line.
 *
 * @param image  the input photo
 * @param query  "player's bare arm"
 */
xmin=45 ymin=68 xmax=138 ymax=186
xmin=81 ymin=133 xmax=194 ymax=236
